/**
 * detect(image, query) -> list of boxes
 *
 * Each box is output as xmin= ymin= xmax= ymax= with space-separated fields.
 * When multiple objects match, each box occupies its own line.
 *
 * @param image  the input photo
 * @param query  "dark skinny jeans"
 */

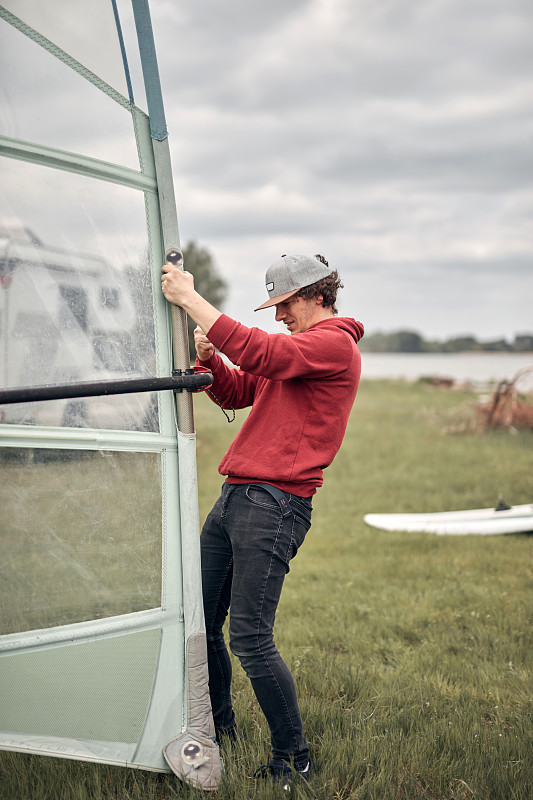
xmin=200 ymin=483 xmax=312 ymax=768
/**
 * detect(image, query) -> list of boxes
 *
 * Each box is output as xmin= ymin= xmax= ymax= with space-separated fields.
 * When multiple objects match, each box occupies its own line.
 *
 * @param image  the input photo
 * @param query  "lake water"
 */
xmin=360 ymin=352 xmax=533 ymax=392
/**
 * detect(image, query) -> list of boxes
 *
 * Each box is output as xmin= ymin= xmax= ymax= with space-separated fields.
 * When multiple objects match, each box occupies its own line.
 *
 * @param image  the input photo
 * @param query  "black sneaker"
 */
xmin=254 ymin=760 xmax=312 ymax=789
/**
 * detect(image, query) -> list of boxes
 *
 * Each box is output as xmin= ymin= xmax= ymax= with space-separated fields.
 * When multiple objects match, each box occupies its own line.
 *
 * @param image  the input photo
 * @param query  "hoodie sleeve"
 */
xmin=206 ymin=314 xmax=363 ymax=381
xmin=195 ymin=351 xmax=260 ymax=409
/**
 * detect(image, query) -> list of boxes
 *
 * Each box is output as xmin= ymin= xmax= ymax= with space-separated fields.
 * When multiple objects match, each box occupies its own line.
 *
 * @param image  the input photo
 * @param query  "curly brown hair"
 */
xmin=296 ymin=255 xmax=343 ymax=315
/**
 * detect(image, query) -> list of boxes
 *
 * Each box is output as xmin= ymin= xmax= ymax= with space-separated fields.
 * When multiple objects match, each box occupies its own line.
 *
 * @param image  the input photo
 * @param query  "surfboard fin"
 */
xmin=495 ymin=495 xmax=512 ymax=512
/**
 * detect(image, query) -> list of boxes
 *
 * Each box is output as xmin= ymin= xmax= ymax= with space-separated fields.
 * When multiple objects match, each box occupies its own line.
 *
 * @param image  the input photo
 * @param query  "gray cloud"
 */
xmin=150 ymin=0 xmax=532 ymax=339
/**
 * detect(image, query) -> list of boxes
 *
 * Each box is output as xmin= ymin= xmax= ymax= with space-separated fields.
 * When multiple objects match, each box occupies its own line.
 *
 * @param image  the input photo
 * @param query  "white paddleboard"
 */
xmin=364 ymin=503 xmax=533 ymax=536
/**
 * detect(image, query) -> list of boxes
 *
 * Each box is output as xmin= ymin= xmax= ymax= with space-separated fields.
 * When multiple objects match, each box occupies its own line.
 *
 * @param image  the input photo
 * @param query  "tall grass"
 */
xmin=1 ymin=380 xmax=532 ymax=799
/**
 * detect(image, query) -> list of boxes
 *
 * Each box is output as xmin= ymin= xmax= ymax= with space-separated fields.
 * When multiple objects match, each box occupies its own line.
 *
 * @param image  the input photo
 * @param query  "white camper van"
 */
xmin=0 ymin=229 xmax=156 ymax=431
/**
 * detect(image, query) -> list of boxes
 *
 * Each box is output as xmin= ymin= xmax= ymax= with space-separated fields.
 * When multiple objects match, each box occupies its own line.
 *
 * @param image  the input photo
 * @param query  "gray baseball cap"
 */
xmin=254 ymin=254 xmax=332 ymax=311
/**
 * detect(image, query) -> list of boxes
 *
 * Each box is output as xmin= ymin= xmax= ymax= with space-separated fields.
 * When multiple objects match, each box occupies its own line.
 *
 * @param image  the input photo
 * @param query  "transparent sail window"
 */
xmin=0 ymin=14 xmax=141 ymax=167
xmin=0 ymin=0 xmax=148 ymax=106
xmin=0 ymin=158 xmax=159 ymax=431
xmin=0 ymin=448 xmax=163 ymax=635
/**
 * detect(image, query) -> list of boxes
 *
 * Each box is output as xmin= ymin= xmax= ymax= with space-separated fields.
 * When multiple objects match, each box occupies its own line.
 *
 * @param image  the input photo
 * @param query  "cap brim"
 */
xmin=254 ymin=288 xmax=300 ymax=311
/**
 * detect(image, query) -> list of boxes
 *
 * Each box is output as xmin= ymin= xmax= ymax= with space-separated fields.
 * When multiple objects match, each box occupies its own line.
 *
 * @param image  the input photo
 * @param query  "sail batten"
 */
xmin=0 ymin=133 xmax=157 ymax=192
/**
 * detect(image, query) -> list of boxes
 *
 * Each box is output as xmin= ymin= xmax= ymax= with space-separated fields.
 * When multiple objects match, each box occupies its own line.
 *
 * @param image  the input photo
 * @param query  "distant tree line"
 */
xmin=181 ymin=242 xmax=228 ymax=359
xmin=359 ymin=330 xmax=533 ymax=353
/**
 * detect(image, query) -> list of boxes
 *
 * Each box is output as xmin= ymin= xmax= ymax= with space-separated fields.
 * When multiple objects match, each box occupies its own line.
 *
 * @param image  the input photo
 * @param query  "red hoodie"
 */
xmin=196 ymin=314 xmax=364 ymax=497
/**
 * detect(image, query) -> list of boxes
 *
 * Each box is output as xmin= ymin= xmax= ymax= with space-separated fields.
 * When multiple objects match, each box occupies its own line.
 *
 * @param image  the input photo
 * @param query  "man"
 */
xmin=161 ymin=253 xmax=363 ymax=784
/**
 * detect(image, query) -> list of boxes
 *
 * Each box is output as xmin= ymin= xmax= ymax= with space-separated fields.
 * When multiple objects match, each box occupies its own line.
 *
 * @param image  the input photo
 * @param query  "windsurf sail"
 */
xmin=0 ymin=0 xmax=220 ymax=789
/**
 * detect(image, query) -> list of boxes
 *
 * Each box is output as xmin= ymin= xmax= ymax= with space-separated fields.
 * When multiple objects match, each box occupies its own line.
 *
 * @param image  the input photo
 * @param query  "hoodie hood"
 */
xmin=310 ymin=316 xmax=364 ymax=344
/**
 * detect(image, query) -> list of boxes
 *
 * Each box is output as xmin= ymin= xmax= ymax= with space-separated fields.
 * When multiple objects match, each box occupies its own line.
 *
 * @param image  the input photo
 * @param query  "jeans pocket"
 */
xmin=246 ymin=484 xmax=283 ymax=511
xmin=289 ymin=496 xmax=312 ymax=528
xmin=288 ymin=510 xmax=312 ymax=562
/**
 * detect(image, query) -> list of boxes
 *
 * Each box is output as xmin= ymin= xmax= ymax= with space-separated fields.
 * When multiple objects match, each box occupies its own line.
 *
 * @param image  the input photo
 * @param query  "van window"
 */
xmin=59 ymin=285 xmax=88 ymax=331
xmin=93 ymin=335 xmax=127 ymax=371
xmin=100 ymin=287 xmax=120 ymax=309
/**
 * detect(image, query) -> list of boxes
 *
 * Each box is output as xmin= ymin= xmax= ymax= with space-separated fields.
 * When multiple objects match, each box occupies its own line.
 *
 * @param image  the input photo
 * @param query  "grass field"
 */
xmin=1 ymin=380 xmax=532 ymax=799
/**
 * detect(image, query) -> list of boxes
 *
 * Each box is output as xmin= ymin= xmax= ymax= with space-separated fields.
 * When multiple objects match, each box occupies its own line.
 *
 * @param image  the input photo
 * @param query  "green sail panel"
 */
xmin=0 ymin=0 xmax=220 ymax=787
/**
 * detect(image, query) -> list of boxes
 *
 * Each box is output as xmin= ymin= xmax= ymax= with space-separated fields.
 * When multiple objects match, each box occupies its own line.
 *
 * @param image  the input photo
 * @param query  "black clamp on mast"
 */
xmin=172 ymin=368 xmax=196 ymax=393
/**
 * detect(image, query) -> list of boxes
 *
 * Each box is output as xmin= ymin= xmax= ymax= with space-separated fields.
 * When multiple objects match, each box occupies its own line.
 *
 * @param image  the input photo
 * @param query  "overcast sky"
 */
xmin=1 ymin=1 xmax=531 ymax=342
xmin=148 ymin=0 xmax=532 ymax=341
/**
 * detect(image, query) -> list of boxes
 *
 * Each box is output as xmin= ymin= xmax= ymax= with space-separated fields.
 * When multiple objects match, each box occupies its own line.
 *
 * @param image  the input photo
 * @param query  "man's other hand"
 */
xmin=194 ymin=326 xmax=215 ymax=361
